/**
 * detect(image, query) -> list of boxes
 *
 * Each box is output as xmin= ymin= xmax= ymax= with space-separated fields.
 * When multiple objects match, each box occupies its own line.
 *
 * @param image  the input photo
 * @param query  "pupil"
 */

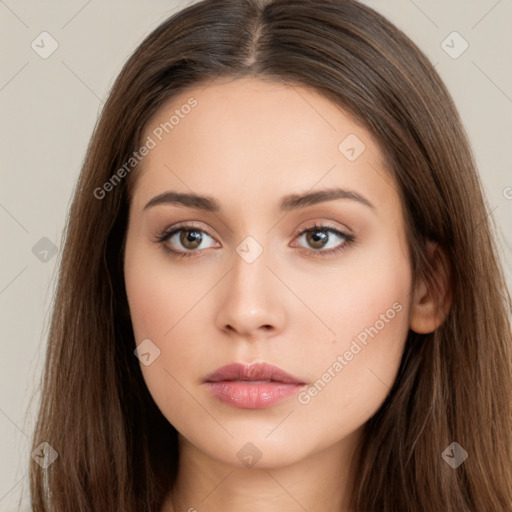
xmin=309 ymin=230 xmax=327 ymax=248
xmin=181 ymin=230 xmax=202 ymax=249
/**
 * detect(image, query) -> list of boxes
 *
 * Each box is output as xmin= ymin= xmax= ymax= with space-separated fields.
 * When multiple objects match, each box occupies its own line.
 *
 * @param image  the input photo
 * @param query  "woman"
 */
xmin=29 ymin=0 xmax=512 ymax=510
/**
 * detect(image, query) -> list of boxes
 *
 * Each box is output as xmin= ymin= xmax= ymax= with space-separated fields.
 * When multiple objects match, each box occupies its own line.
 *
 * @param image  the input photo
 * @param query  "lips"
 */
xmin=204 ymin=362 xmax=306 ymax=409
xmin=205 ymin=362 xmax=305 ymax=384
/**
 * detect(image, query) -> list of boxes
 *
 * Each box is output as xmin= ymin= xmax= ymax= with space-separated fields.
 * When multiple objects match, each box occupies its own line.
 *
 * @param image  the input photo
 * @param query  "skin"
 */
xmin=123 ymin=76 xmax=448 ymax=512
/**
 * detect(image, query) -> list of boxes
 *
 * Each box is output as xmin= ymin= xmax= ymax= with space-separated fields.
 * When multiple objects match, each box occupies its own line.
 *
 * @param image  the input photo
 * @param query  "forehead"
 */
xmin=131 ymin=76 xmax=395 ymax=214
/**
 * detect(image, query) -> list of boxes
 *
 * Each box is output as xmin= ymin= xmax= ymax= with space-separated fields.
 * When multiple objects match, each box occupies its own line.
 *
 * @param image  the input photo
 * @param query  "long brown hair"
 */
xmin=29 ymin=0 xmax=512 ymax=510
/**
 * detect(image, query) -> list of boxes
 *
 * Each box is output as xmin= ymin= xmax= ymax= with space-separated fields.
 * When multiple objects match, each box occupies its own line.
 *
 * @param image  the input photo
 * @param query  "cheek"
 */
xmin=295 ymin=234 xmax=412 ymax=421
xmin=124 ymin=244 xmax=218 ymax=427
xmin=124 ymin=245 xmax=209 ymax=342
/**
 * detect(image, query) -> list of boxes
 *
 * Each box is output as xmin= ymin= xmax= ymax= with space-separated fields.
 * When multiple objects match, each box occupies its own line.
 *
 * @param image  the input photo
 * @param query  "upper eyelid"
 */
xmin=162 ymin=221 xmax=213 ymax=236
xmin=293 ymin=222 xmax=349 ymax=237
xmin=161 ymin=221 xmax=348 ymax=235
xmin=160 ymin=222 xmax=350 ymax=247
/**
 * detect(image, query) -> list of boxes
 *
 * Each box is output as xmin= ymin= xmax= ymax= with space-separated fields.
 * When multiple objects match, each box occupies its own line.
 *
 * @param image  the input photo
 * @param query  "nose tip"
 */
xmin=214 ymin=250 xmax=285 ymax=340
xmin=225 ymin=321 xmax=275 ymax=336
xmin=222 ymin=304 xmax=279 ymax=339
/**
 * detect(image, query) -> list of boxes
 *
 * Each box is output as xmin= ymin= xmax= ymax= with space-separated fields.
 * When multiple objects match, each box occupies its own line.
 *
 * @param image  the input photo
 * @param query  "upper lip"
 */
xmin=204 ymin=362 xmax=305 ymax=384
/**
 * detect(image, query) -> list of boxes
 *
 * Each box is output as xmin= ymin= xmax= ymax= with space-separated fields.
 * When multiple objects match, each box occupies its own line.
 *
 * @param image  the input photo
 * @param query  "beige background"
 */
xmin=0 ymin=0 xmax=511 ymax=509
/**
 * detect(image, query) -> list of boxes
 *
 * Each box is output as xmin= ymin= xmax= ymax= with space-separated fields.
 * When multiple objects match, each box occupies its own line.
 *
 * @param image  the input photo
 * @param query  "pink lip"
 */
xmin=204 ymin=362 xmax=306 ymax=409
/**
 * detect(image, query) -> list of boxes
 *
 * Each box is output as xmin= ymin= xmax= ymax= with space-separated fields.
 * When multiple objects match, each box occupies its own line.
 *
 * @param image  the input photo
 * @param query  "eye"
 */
xmin=155 ymin=224 xmax=219 ymax=259
xmin=154 ymin=222 xmax=356 ymax=260
xmin=292 ymin=223 xmax=355 ymax=256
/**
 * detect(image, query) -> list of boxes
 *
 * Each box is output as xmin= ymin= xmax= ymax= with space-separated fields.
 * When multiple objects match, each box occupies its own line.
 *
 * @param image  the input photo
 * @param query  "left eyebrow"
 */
xmin=143 ymin=187 xmax=376 ymax=213
xmin=280 ymin=188 xmax=375 ymax=212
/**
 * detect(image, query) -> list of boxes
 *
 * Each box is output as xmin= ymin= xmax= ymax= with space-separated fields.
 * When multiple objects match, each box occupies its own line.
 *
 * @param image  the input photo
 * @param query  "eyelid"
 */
xmin=155 ymin=219 xmax=355 ymax=258
xmin=158 ymin=221 xmax=218 ymax=240
xmin=291 ymin=219 xmax=353 ymax=239
xmin=288 ymin=221 xmax=355 ymax=254
xmin=157 ymin=220 xmax=351 ymax=242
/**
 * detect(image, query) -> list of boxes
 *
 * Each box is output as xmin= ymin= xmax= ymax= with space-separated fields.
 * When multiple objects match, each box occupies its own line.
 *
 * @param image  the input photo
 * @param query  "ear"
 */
xmin=409 ymin=240 xmax=452 ymax=334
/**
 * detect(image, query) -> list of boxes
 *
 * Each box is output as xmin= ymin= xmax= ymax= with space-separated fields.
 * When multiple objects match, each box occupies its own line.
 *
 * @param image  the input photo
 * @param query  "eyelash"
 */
xmin=154 ymin=222 xmax=356 ymax=260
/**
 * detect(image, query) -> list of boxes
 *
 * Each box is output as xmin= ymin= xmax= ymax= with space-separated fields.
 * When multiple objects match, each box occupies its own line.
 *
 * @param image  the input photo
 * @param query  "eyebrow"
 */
xmin=143 ymin=187 xmax=376 ymax=213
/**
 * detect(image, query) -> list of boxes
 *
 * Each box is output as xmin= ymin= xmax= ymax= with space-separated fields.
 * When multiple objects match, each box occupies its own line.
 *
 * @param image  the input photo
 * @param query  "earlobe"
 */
xmin=409 ymin=240 xmax=452 ymax=334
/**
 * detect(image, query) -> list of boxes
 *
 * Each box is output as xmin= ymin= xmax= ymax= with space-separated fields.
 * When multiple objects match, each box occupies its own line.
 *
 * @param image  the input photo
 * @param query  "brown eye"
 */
xmin=305 ymin=229 xmax=329 ymax=249
xmin=179 ymin=229 xmax=203 ymax=250
xmin=293 ymin=224 xmax=355 ymax=256
xmin=156 ymin=225 xmax=218 ymax=257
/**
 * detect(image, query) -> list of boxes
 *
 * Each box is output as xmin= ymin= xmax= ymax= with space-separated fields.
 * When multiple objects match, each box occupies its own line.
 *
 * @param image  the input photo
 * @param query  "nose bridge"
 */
xmin=231 ymin=238 xmax=268 ymax=296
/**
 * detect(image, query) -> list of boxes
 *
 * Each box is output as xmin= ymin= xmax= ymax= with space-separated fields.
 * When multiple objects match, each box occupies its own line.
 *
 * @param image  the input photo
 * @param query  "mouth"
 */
xmin=204 ymin=362 xmax=306 ymax=409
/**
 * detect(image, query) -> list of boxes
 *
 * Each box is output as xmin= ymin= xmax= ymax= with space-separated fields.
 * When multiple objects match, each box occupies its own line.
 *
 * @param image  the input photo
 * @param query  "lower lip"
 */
xmin=205 ymin=381 xmax=304 ymax=409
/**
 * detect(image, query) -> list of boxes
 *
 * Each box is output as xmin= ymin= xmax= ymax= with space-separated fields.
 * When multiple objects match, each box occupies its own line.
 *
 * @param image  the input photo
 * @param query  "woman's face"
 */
xmin=124 ymin=76 xmax=414 ymax=468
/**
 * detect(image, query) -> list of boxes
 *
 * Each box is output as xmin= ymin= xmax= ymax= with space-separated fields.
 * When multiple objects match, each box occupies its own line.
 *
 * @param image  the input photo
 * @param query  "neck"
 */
xmin=162 ymin=431 xmax=361 ymax=512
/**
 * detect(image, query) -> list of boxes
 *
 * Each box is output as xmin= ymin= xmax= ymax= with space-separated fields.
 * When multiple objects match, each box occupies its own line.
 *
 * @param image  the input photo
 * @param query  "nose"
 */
xmin=214 ymin=245 xmax=286 ymax=340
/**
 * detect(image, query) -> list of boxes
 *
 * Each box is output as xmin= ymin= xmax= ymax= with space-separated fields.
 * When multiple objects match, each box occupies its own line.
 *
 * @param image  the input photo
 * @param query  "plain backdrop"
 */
xmin=0 ymin=1 xmax=511 ymax=509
